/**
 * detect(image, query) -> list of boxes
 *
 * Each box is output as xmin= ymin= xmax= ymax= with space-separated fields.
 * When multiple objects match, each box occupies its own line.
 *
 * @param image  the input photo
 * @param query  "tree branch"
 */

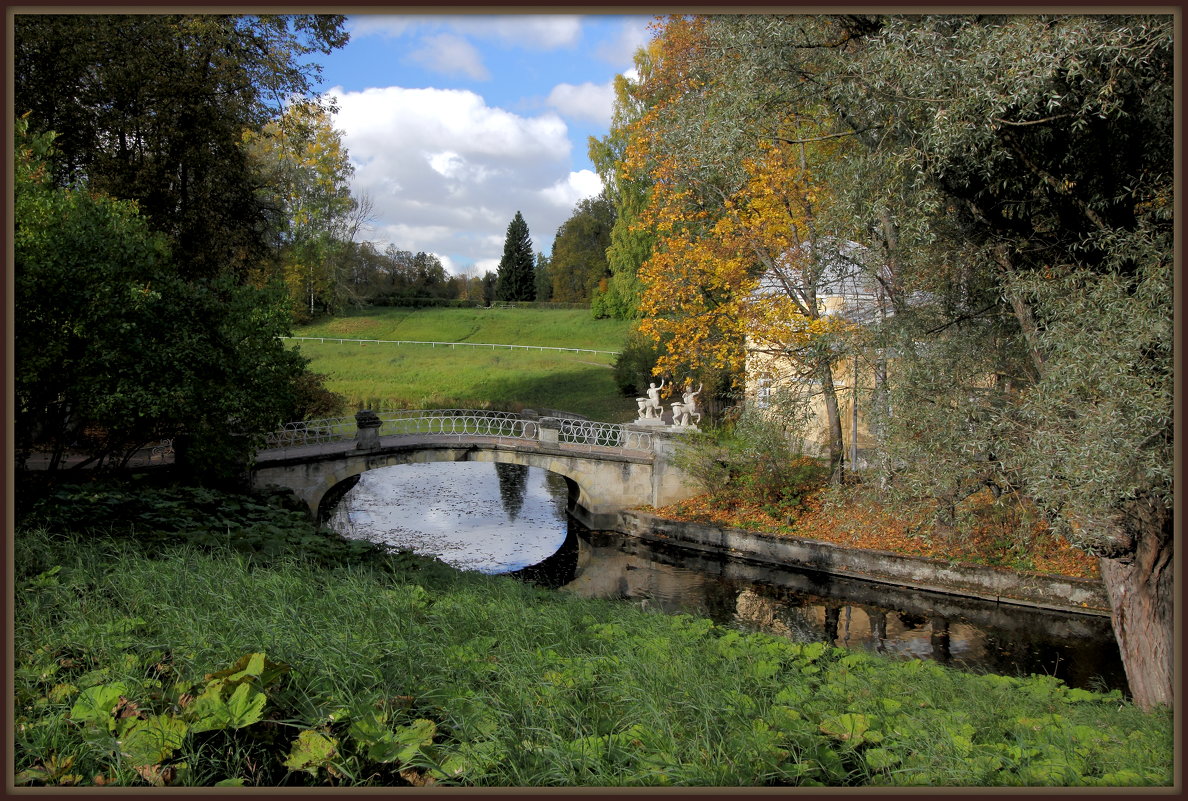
xmin=771 ymin=128 xmax=879 ymax=146
xmin=993 ymin=113 xmax=1074 ymax=127
xmin=922 ymin=302 xmax=1000 ymax=335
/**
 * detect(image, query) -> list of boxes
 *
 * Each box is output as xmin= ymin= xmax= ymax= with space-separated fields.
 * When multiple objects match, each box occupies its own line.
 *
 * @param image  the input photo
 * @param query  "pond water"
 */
xmin=328 ymin=462 xmax=1128 ymax=695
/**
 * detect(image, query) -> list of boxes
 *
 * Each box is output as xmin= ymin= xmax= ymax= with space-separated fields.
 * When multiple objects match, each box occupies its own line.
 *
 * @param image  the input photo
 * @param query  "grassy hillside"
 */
xmin=295 ymin=307 xmax=630 ymax=352
xmin=290 ymin=308 xmax=637 ymax=422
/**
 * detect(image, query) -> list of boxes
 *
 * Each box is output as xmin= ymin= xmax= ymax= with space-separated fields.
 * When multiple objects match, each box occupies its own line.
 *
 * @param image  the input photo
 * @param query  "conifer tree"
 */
xmin=494 ymin=211 xmax=536 ymax=301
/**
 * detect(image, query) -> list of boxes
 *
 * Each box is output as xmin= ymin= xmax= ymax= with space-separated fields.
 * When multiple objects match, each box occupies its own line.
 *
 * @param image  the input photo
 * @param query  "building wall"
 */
xmin=744 ymin=344 xmax=879 ymax=467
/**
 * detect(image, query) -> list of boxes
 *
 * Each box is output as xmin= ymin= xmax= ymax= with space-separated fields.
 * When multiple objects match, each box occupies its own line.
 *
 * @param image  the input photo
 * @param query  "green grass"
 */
xmin=295 ymin=307 xmax=630 ymax=352
xmin=12 ymin=483 xmax=1176 ymax=788
xmin=290 ymin=308 xmax=637 ymax=421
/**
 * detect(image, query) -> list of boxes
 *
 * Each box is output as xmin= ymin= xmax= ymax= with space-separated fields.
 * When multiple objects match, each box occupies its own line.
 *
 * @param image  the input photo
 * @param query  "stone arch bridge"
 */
xmin=250 ymin=410 xmax=698 ymax=527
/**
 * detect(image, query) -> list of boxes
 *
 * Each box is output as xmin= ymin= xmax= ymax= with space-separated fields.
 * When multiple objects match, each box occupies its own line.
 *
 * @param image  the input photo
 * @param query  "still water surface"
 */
xmin=329 ymin=462 xmax=1127 ymax=695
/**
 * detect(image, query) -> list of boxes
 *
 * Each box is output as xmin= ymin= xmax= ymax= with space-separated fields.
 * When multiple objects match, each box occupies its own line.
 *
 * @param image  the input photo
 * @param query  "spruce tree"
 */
xmin=494 ymin=211 xmax=536 ymax=301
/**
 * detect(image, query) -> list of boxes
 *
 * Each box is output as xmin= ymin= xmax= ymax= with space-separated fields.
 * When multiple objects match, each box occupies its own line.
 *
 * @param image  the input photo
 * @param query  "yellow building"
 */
xmin=743 ymin=242 xmax=889 ymax=470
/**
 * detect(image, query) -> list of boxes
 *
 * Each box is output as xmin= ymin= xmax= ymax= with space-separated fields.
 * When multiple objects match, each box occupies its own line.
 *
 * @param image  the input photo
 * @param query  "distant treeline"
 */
xmin=367 ymin=296 xmax=591 ymax=311
xmin=342 ymin=243 xmax=595 ymax=311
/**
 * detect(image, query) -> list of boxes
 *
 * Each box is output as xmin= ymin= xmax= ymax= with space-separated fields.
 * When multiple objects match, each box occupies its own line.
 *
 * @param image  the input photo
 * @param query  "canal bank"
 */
xmin=571 ymin=506 xmax=1110 ymax=617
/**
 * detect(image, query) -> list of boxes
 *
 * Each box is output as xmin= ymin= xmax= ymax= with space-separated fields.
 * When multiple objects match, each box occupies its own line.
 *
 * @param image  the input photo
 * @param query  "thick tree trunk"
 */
xmin=1097 ymin=495 xmax=1174 ymax=711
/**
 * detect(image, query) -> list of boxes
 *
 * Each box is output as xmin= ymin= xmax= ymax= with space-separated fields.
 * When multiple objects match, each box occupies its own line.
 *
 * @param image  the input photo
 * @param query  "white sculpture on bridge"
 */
xmin=635 ymin=377 xmax=666 ymax=423
xmin=670 ymin=382 xmax=703 ymax=429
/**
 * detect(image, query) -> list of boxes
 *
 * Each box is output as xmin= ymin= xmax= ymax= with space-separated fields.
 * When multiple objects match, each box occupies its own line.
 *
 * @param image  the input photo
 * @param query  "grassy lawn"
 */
xmin=290 ymin=308 xmax=637 ymax=422
xmin=13 ymin=483 xmax=1174 ymax=788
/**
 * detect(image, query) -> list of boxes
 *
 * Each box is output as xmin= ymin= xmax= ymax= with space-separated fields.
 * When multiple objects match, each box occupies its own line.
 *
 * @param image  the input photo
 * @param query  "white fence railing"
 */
xmin=376 ymin=409 xmax=532 ymax=440
xmin=261 ymin=409 xmax=652 ymax=454
xmin=559 ymin=418 xmax=653 ymax=451
xmin=264 ymin=417 xmax=358 ymax=449
xmin=281 ymin=336 xmax=618 ymax=357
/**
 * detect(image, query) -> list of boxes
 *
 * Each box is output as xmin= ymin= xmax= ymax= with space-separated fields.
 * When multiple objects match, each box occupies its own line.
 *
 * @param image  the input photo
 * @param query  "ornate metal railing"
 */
xmin=264 ymin=417 xmax=357 ymax=449
xmin=559 ymin=418 xmax=653 ymax=452
xmin=262 ymin=409 xmax=653 ymax=454
xmin=376 ymin=409 xmax=532 ymax=440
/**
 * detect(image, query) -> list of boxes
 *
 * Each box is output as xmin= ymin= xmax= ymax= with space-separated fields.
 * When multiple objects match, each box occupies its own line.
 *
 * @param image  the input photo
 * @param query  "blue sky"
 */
xmin=311 ymin=14 xmax=655 ymax=275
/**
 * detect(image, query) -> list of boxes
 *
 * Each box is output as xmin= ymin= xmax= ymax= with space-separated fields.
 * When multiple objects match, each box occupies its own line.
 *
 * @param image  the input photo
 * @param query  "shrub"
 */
xmin=674 ymin=408 xmax=828 ymax=517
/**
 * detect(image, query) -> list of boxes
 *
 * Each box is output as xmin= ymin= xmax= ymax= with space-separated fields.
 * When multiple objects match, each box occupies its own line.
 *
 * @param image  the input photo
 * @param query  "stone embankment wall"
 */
xmin=574 ymin=508 xmax=1110 ymax=616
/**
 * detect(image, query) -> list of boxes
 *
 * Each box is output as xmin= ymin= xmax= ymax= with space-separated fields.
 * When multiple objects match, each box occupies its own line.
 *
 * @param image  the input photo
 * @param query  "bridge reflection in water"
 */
xmin=327 ymin=460 xmax=1127 ymax=697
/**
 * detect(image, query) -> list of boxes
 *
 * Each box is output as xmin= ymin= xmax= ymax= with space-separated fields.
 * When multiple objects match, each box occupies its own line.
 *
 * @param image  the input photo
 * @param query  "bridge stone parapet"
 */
xmin=250 ymin=410 xmax=700 ymax=524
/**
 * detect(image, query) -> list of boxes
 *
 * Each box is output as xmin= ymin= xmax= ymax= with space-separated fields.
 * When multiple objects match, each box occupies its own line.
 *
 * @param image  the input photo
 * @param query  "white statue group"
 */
xmin=636 ymin=378 xmax=702 ymax=428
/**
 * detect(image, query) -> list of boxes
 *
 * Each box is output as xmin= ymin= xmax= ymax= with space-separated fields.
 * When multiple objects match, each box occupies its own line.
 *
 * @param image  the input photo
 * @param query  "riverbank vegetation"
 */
xmin=14 ymin=481 xmax=1172 ymax=788
xmin=665 ymin=410 xmax=1099 ymax=580
xmin=657 ymin=488 xmax=1099 ymax=581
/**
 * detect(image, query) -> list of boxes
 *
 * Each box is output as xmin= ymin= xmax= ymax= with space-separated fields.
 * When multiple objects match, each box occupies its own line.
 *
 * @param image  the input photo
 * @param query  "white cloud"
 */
xmin=347 ymin=15 xmax=419 ymax=38
xmin=597 ymin=18 xmax=654 ymax=66
xmin=348 ymin=14 xmax=581 ymax=50
xmin=409 ymin=33 xmax=490 ymax=80
xmin=547 ymin=81 xmax=614 ymax=125
xmin=450 ymin=15 xmax=582 ymax=49
xmin=328 ymin=85 xmax=594 ymax=270
xmin=541 ymin=170 xmax=604 ymax=208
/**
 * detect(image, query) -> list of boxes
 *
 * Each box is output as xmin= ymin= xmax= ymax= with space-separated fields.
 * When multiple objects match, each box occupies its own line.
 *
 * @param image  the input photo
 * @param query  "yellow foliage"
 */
xmin=636 ymin=120 xmax=853 ymax=381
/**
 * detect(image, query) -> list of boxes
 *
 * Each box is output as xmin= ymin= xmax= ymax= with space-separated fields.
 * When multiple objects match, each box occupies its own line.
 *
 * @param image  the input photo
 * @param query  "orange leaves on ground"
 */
xmin=656 ymin=486 xmax=1099 ymax=581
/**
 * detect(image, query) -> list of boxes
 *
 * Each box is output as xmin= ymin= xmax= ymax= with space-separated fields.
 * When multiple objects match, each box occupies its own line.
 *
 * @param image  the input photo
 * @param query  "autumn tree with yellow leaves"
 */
xmin=244 ymin=100 xmax=367 ymax=320
xmin=638 ymin=134 xmax=859 ymax=481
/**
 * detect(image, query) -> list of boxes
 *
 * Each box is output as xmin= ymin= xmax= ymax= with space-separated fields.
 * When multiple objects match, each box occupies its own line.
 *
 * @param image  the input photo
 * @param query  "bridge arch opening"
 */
xmin=313 ymin=448 xmax=590 ymax=525
xmin=319 ymin=459 xmax=582 ymax=575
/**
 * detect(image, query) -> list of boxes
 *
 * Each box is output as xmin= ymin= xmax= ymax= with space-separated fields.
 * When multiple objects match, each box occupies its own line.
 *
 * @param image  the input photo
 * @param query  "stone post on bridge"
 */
xmin=536 ymin=416 xmax=561 ymax=445
xmin=355 ymin=409 xmax=382 ymax=450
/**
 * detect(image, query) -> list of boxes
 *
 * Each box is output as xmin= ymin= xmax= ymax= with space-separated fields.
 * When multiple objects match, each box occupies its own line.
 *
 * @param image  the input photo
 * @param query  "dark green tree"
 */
xmin=14 ymin=13 xmax=348 ymax=282
xmin=534 ymin=252 xmax=553 ymax=302
xmin=15 ymin=119 xmax=308 ymax=482
xmin=482 ymin=271 xmax=499 ymax=305
xmin=549 ymin=193 xmax=616 ymax=304
xmin=494 ymin=211 xmax=536 ymax=301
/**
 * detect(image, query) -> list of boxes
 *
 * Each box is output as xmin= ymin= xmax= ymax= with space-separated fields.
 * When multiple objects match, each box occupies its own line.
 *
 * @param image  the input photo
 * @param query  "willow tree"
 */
xmin=627 ymin=13 xmax=1173 ymax=709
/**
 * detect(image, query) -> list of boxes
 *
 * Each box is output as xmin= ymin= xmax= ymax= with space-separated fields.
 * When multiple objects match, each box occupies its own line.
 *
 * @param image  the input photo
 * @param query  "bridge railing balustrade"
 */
xmin=558 ymin=418 xmax=653 ymax=452
xmin=264 ymin=417 xmax=357 ymax=449
xmin=262 ymin=410 xmax=654 ymax=454
xmin=376 ymin=409 xmax=531 ymax=441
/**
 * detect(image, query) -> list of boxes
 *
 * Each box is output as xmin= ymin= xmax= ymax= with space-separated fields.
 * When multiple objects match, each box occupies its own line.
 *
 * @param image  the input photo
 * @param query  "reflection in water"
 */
xmin=329 ymin=462 xmax=569 ymax=574
xmin=328 ymin=461 xmax=1127 ymax=695
xmin=494 ymin=463 xmax=529 ymax=521
xmin=556 ymin=528 xmax=1127 ymax=694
